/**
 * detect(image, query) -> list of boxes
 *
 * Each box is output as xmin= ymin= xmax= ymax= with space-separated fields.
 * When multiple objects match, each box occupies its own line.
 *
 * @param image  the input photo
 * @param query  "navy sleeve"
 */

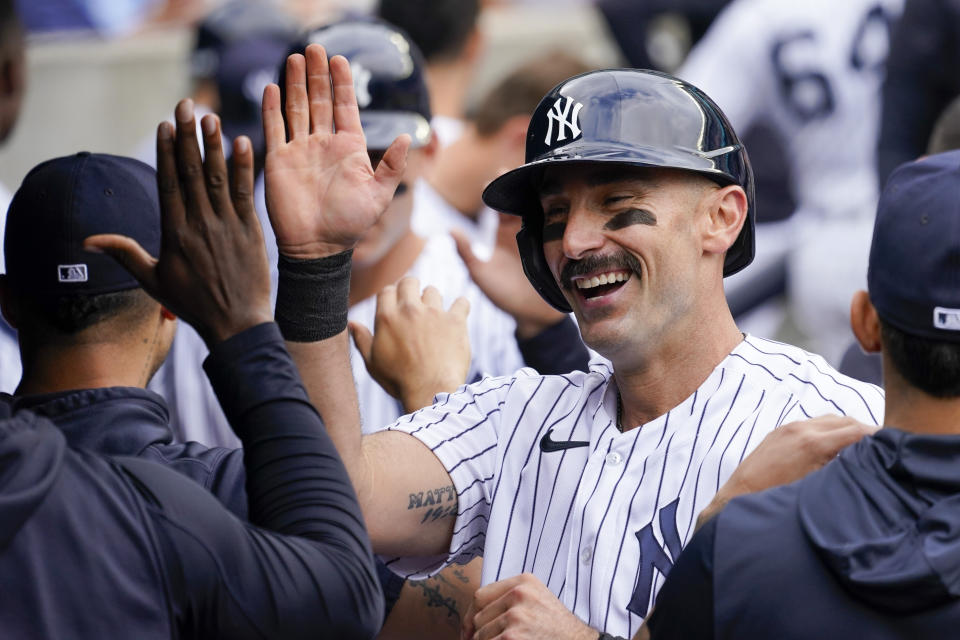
xmin=646 ymin=516 xmax=716 ymax=640
xmin=121 ymin=322 xmax=383 ymax=639
xmin=516 ymin=316 xmax=591 ymax=374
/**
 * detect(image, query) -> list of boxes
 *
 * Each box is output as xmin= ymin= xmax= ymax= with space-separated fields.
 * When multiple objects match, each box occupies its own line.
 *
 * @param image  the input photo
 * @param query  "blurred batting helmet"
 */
xmin=482 ymin=68 xmax=756 ymax=312
xmin=192 ymin=1 xmax=298 ymax=153
xmin=280 ymin=18 xmax=432 ymax=150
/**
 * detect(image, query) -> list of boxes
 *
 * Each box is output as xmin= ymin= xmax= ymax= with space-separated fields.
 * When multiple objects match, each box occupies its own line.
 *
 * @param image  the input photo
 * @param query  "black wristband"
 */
xmin=275 ymin=249 xmax=352 ymax=342
xmin=597 ymin=634 xmax=628 ymax=640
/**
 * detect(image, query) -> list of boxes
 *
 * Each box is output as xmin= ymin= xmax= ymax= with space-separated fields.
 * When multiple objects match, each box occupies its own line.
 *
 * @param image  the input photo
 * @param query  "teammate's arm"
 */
xmin=88 ymin=98 xmax=382 ymax=638
xmin=696 ymin=414 xmax=877 ymax=530
xmin=261 ymin=45 xmax=458 ymax=556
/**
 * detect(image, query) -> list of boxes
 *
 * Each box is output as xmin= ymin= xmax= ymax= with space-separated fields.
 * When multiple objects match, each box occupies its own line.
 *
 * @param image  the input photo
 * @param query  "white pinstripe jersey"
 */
xmin=385 ymin=334 xmax=884 ymax=636
xmin=350 ymin=234 xmax=524 ymax=433
xmin=679 ymin=0 xmax=903 ymax=224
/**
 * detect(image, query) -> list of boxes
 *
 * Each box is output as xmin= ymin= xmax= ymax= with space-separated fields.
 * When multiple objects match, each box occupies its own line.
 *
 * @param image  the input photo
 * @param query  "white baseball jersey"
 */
xmin=680 ymin=0 xmax=903 ymax=224
xmin=430 ymin=115 xmax=466 ymax=149
xmin=384 ymin=334 xmax=884 ymax=636
xmin=409 ymin=179 xmax=499 ymax=260
xmin=350 ymin=234 xmax=524 ymax=433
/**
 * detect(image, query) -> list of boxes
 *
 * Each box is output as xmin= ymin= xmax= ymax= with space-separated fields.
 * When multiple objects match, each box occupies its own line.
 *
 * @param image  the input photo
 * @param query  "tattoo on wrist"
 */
xmin=407 ymin=485 xmax=457 ymax=524
xmin=409 ymin=580 xmax=460 ymax=628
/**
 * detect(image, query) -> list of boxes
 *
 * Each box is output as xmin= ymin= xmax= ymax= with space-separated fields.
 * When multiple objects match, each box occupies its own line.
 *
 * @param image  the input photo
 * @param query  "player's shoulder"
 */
xmin=439 ymin=364 xmax=611 ymax=408
xmin=735 ymin=335 xmax=884 ymax=422
xmin=490 ymin=363 xmax=609 ymax=393
xmin=707 ymin=0 xmax=793 ymax=32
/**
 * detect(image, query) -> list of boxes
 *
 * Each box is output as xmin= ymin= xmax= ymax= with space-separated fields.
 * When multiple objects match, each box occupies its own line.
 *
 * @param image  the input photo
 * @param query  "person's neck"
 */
xmin=429 ymin=132 xmax=489 ymax=220
xmin=425 ymin=61 xmax=471 ymax=121
xmin=16 ymin=342 xmax=157 ymax=396
xmin=349 ymin=230 xmax=428 ymax=306
xmin=613 ymin=305 xmax=743 ymax=429
xmin=882 ymin=354 xmax=960 ymax=435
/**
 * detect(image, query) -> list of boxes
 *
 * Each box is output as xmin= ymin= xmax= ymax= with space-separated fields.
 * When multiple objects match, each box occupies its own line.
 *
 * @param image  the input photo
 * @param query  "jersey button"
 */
xmin=605 ymin=451 xmax=623 ymax=466
xmin=581 ymin=547 xmax=593 ymax=564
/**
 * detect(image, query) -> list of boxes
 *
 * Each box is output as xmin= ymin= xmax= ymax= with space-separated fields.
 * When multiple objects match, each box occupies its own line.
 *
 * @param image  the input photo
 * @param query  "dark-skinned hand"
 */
xmin=85 ymin=99 xmax=272 ymax=348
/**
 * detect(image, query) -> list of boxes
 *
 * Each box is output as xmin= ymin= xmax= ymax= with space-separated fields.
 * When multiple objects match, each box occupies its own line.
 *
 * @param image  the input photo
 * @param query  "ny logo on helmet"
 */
xmin=544 ymin=96 xmax=583 ymax=146
xmin=351 ymin=62 xmax=373 ymax=108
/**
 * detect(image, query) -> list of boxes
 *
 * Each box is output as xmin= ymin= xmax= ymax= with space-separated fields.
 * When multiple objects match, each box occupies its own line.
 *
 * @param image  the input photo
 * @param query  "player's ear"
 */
xmin=700 ymin=184 xmax=748 ymax=258
xmin=463 ymin=25 xmax=484 ymax=64
xmin=499 ymin=114 xmax=530 ymax=151
xmin=850 ymin=290 xmax=881 ymax=353
xmin=422 ymin=131 xmax=440 ymax=160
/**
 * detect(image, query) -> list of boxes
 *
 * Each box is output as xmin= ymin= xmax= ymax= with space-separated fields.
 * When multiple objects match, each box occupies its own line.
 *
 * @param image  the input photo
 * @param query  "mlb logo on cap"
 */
xmin=57 ymin=264 xmax=89 ymax=283
xmin=934 ymin=307 xmax=960 ymax=331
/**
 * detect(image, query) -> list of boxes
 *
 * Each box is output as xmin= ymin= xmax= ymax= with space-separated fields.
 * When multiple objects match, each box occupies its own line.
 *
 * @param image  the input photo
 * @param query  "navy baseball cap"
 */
xmin=4 ymin=152 xmax=160 ymax=298
xmin=869 ymin=150 xmax=960 ymax=341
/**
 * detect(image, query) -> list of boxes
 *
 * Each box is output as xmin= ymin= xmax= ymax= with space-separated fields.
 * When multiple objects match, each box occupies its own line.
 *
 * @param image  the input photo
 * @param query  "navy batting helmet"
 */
xmin=482 ymin=68 xmax=756 ymax=312
xmin=280 ymin=18 xmax=432 ymax=150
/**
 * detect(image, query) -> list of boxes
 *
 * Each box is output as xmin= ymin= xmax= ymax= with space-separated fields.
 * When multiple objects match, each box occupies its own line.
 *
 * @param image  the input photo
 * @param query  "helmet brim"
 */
xmin=483 ymin=141 xmax=741 ymax=217
xmin=360 ymin=112 xmax=432 ymax=151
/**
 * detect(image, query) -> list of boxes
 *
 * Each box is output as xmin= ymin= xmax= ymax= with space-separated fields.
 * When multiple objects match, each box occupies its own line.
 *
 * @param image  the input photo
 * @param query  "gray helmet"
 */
xmin=281 ymin=17 xmax=432 ymax=150
xmin=482 ymin=68 xmax=756 ymax=312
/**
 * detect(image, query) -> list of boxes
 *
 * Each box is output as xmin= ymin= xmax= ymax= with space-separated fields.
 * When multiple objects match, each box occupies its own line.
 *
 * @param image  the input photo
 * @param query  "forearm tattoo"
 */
xmin=407 ymin=485 xmax=457 ymax=524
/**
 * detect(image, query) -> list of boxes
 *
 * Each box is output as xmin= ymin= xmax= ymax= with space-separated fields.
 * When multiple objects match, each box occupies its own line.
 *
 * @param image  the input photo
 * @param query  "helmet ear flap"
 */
xmin=516 ymin=221 xmax=572 ymax=313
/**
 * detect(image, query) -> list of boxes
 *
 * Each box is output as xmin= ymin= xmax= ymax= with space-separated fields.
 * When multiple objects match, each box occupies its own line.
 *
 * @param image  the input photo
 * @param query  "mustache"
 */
xmin=560 ymin=253 xmax=642 ymax=290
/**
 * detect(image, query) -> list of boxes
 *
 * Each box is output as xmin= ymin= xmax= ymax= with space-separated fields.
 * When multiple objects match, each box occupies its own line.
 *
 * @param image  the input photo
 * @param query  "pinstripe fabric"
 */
xmin=385 ymin=335 xmax=884 ymax=636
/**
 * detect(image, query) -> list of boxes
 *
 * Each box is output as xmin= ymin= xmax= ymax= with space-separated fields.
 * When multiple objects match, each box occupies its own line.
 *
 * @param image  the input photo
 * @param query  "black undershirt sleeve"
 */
xmin=119 ymin=323 xmax=383 ymax=640
xmin=646 ymin=515 xmax=717 ymax=640
xmin=516 ymin=316 xmax=591 ymax=374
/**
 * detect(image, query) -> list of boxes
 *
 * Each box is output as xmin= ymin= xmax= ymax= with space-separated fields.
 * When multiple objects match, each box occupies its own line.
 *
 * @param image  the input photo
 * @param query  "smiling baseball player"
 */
xmin=272 ymin=60 xmax=885 ymax=639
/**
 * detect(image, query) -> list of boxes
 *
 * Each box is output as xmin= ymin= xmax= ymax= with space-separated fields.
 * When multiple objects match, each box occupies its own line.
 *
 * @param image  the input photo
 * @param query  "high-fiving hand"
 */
xmin=263 ymin=44 xmax=410 ymax=260
xmin=351 ymin=277 xmax=471 ymax=413
xmin=84 ymin=100 xmax=272 ymax=347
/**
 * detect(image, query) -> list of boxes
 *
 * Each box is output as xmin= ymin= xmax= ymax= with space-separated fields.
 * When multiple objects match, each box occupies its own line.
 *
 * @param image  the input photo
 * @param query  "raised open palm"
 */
xmin=263 ymin=44 xmax=410 ymax=260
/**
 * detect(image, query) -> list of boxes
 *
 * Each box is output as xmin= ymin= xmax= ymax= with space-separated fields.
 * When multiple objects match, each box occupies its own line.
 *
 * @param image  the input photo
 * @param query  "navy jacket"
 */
xmin=0 ymin=323 xmax=383 ymax=639
xmin=649 ymin=428 xmax=960 ymax=639
xmin=5 ymin=386 xmax=249 ymax=517
xmin=2 ymin=344 xmax=405 ymax=619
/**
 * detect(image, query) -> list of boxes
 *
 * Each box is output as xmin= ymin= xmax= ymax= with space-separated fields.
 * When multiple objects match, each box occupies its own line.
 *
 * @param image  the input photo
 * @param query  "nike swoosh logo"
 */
xmin=539 ymin=428 xmax=590 ymax=453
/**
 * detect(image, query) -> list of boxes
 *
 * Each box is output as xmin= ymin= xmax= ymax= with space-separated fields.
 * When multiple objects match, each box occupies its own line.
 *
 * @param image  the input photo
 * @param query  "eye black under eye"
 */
xmin=542 ymin=222 xmax=566 ymax=242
